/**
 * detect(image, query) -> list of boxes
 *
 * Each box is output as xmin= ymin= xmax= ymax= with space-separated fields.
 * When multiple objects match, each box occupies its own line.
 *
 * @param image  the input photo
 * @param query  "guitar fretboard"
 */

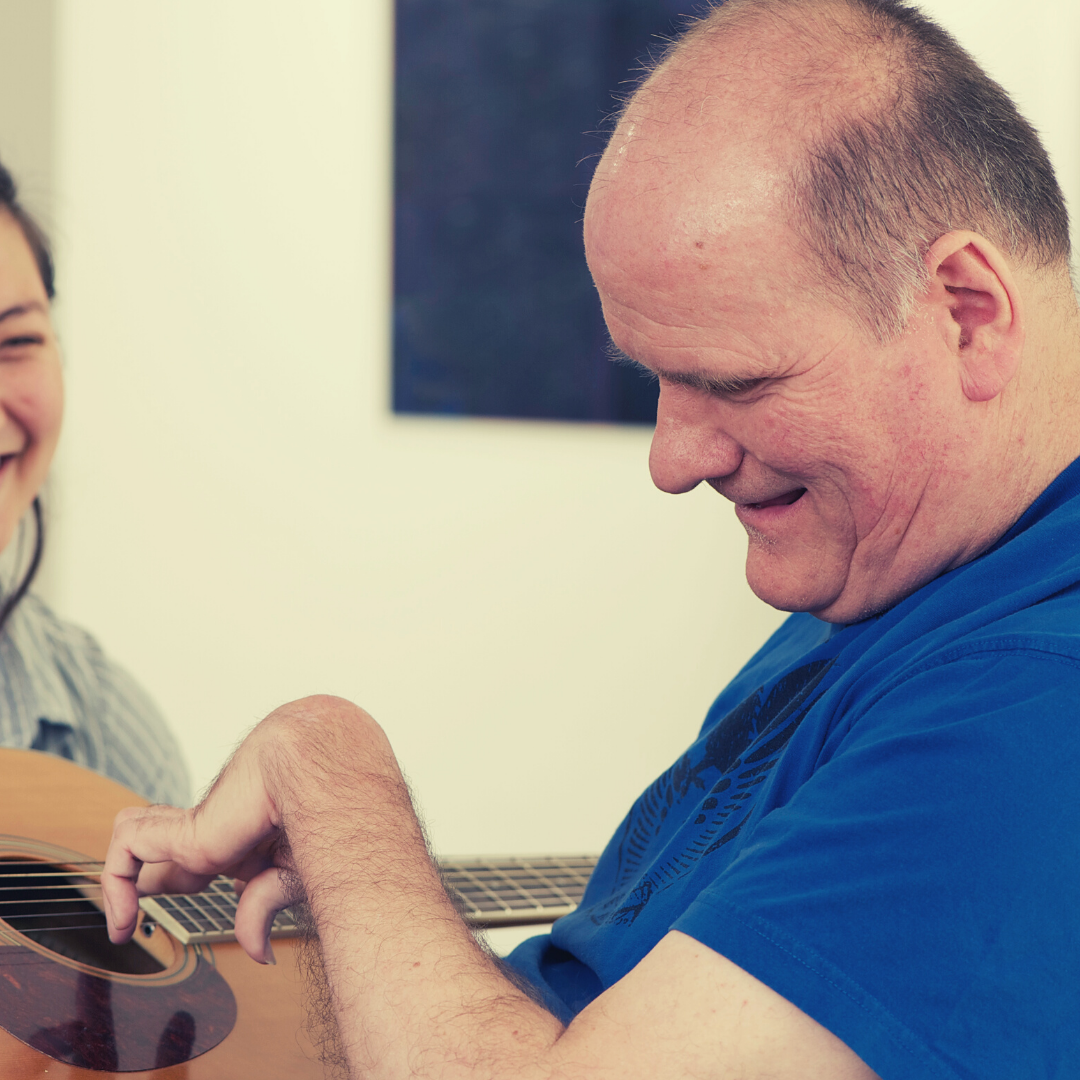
xmin=139 ymin=855 xmax=599 ymax=945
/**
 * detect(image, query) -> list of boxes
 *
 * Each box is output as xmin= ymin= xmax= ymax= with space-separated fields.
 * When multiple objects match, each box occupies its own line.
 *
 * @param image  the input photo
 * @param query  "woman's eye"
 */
xmin=0 ymin=335 xmax=43 ymax=348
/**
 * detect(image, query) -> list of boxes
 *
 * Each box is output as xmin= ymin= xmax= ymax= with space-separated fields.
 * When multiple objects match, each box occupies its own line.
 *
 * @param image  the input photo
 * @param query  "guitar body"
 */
xmin=0 ymin=748 xmax=324 ymax=1078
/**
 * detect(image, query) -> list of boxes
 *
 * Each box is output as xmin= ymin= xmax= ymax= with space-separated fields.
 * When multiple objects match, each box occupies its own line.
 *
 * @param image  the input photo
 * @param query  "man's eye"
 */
xmin=1 ymin=335 xmax=44 ymax=348
xmin=719 ymin=379 xmax=767 ymax=398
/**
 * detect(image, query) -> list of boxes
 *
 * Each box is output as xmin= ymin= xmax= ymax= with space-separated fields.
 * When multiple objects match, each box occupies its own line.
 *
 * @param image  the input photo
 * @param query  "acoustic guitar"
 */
xmin=0 ymin=747 xmax=597 ymax=1077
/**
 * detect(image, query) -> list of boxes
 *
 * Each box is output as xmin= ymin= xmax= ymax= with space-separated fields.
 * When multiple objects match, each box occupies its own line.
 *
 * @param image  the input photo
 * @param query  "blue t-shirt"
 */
xmin=506 ymin=458 xmax=1080 ymax=1079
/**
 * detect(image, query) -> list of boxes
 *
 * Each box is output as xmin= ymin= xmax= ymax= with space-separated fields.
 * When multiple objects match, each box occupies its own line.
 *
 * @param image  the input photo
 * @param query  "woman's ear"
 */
xmin=923 ymin=231 xmax=1024 ymax=403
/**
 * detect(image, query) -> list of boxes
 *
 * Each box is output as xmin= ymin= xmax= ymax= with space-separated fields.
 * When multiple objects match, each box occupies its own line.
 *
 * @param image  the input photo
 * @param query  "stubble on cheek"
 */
xmin=742 ymin=522 xmax=776 ymax=547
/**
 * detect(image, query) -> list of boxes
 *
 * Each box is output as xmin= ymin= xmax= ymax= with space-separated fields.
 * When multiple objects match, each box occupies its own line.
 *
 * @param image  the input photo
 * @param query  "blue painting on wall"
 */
xmin=394 ymin=0 xmax=695 ymax=424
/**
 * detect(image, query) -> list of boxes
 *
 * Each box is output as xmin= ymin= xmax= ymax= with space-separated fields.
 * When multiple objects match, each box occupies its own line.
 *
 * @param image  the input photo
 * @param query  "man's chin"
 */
xmin=744 ymin=552 xmax=849 ymax=621
xmin=747 ymin=570 xmax=894 ymax=625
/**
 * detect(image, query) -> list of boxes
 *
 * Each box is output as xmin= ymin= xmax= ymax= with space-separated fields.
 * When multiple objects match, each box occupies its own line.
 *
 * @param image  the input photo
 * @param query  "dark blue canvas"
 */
xmin=507 ymin=456 xmax=1080 ymax=1079
xmin=394 ymin=0 xmax=692 ymax=423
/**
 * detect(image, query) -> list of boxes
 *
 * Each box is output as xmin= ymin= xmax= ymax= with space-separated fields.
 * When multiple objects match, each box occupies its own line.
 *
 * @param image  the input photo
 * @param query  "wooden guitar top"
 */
xmin=0 ymin=748 xmax=324 ymax=1079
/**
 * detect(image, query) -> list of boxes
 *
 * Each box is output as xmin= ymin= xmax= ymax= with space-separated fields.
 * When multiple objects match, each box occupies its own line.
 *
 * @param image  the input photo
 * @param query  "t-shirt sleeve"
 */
xmin=671 ymin=650 xmax=1080 ymax=1080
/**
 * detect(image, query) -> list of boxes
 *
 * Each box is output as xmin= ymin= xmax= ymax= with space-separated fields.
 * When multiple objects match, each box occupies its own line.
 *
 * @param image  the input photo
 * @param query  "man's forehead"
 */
xmin=587 ymin=87 xmax=789 ymax=253
xmin=585 ymin=43 xmax=802 ymax=256
xmin=599 ymin=63 xmax=767 ymax=179
xmin=593 ymin=0 xmax=890 ymax=201
xmin=584 ymin=102 xmax=795 ymax=311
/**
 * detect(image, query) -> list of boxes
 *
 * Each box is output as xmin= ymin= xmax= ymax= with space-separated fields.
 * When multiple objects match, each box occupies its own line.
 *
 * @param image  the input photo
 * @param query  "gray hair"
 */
xmin=658 ymin=0 xmax=1071 ymax=338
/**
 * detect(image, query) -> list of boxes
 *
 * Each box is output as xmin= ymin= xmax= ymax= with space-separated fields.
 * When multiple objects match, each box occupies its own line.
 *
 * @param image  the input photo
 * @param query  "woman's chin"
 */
xmin=0 ymin=496 xmax=38 ymax=556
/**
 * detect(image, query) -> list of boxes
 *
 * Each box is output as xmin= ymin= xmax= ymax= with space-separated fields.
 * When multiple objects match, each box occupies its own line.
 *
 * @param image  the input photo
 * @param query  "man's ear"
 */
xmin=923 ymin=231 xmax=1024 ymax=403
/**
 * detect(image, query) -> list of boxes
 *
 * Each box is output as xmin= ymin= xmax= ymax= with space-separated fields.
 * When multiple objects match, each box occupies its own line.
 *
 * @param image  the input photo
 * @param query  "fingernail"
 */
xmin=264 ymin=941 xmax=277 ymax=966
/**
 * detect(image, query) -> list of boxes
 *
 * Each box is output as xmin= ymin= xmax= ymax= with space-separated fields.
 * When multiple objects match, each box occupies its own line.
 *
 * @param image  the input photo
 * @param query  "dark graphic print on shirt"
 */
xmin=592 ymin=658 xmax=835 ymax=925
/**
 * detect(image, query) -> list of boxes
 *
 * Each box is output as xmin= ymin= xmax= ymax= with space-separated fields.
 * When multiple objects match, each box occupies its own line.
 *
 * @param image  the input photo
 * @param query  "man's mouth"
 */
xmin=744 ymin=488 xmax=806 ymax=510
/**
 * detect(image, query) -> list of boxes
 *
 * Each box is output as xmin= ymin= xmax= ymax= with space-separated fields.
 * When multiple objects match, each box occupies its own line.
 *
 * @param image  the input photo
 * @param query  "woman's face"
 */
xmin=0 ymin=211 xmax=62 ymax=552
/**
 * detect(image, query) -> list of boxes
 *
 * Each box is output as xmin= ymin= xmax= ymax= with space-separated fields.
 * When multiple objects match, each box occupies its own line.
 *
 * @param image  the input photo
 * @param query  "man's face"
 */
xmin=585 ymin=99 xmax=985 ymax=624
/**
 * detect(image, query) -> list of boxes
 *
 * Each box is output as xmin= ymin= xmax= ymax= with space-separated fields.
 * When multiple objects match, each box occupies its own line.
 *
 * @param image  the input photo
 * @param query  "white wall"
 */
xmin=924 ymin=0 xmax=1080 ymax=257
xmin=48 ymin=0 xmax=784 ymax=856
xmin=0 ymin=1 xmax=54 ymax=224
xmin=32 ymin=0 xmax=1080 ymax=864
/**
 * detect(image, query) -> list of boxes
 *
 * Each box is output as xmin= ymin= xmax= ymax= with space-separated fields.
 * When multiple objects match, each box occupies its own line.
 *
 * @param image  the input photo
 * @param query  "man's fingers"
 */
xmin=136 ymin=860 xmax=216 ymax=896
xmin=102 ymin=804 xmax=202 ymax=943
xmin=233 ymin=866 xmax=295 ymax=964
xmin=100 ymin=708 xmax=304 ymax=952
xmin=101 ymin=867 xmax=141 ymax=944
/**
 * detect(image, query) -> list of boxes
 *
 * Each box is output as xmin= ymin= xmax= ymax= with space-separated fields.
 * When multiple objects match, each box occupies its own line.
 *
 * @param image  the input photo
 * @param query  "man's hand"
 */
xmin=102 ymin=736 xmax=292 ymax=964
xmin=101 ymin=696 xmax=879 ymax=1080
xmin=102 ymin=696 xmax=394 ymax=965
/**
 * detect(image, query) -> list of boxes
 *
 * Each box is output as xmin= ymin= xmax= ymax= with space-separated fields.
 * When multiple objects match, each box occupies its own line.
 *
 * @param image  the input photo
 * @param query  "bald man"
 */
xmin=102 ymin=1 xmax=1080 ymax=1077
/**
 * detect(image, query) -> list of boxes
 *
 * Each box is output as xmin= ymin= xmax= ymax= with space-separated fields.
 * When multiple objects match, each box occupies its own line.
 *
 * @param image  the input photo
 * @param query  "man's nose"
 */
xmin=648 ymin=386 xmax=743 ymax=494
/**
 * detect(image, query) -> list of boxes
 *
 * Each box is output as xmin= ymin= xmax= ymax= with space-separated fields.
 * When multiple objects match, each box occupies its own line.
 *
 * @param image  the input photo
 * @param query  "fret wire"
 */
xmin=518 ymin=861 xmax=580 ymax=905
xmin=453 ymin=866 xmax=515 ymax=912
xmin=441 ymin=857 xmax=594 ymax=912
xmin=157 ymin=894 xmax=203 ymax=931
xmin=450 ymin=863 xmax=557 ymax=912
xmin=186 ymin=892 xmax=226 ymax=932
xmin=448 ymin=867 xmax=499 ymax=913
xmin=165 ymin=893 xmax=220 ymax=933
xmin=495 ymin=869 xmax=544 ymax=906
xmin=199 ymin=888 xmax=237 ymax=926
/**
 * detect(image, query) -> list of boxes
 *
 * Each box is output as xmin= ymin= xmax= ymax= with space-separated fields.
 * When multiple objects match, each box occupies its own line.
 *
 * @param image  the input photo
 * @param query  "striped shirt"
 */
xmin=0 ymin=593 xmax=190 ymax=806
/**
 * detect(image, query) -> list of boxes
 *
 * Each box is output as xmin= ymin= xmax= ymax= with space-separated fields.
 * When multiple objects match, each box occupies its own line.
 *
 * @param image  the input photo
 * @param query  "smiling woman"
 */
xmin=0 ymin=160 xmax=189 ymax=807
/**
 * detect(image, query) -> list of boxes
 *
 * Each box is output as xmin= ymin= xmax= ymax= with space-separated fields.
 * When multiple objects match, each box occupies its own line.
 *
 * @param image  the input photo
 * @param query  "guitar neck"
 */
xmin=139 ymin=854 xmax=599 ymax=945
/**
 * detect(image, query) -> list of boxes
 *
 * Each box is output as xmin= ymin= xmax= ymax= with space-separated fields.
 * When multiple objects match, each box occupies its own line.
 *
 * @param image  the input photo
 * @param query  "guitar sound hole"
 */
xmin=0 ymin=859 xmax=164 ymax=975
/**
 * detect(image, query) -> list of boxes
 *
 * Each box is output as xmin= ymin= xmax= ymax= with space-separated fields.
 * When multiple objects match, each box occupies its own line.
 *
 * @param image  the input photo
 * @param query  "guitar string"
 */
xmin=0 ymin=874 xmax=591 ymax=893
xmin=0 ymin=857 xmax=593 ymax=938
xmin=0 ymin=894 xmax=111 ymax=903
xmin=0 ymin=862 xmax=593 ymax=937
xmin=0 ymin=861 xmax=595 ymax=891
xmin=0 ymin=866 xmax=593 ymax=876
xmin=0 ymin=859 xmax=595 ymax=872
xmin=3 ymin=924 xmax=126 ymax=934
xmin=0 ymin=860 xmax=106 ymax=868
xmin=0 ymin=897 xmax=579 ymax=934
xmin=0 ymin=872 xmax=594 ymax=878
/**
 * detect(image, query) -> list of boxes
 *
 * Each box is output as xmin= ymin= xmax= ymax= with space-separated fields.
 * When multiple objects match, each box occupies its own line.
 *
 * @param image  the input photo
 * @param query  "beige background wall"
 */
xmin=0 ymin=1 xmax=1074 ymax=864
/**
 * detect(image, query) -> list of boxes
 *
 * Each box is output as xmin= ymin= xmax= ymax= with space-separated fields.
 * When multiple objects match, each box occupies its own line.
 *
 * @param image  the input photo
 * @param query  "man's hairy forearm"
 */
xmin=103 ymin=695 xmax=884 ymax=1080
xmin=261 ymin=697 xmax=565 ymax=1078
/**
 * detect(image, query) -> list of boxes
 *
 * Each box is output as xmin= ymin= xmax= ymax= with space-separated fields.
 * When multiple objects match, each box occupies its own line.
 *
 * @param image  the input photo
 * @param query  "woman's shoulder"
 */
xmin=5 ymin=593 xmax=191 ymax=805
xmin=6 ymin=592 xmax=114 ymax=686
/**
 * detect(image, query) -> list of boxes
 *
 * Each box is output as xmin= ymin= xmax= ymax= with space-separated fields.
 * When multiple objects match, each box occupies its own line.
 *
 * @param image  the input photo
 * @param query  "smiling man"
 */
xmin=587 ymin=9 xmax=1076 ymax=625
xmin=102 ymin=1 xmax=1080 ymax=1077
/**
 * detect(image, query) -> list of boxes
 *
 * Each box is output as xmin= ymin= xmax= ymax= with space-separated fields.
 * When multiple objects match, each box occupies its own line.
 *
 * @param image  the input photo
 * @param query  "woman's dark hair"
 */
xmin=0 ymin=497 xmax=43 ymax=631
xmin=0 ymin=158 xmax=55 ymax=631
xmin=0 ymin=166 xmax=54 ymax=301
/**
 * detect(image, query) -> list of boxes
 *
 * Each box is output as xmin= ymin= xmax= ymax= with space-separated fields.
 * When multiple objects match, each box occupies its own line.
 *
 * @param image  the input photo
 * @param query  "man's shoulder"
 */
xmin=953 ymin=584 xmax=1080 ymax=656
